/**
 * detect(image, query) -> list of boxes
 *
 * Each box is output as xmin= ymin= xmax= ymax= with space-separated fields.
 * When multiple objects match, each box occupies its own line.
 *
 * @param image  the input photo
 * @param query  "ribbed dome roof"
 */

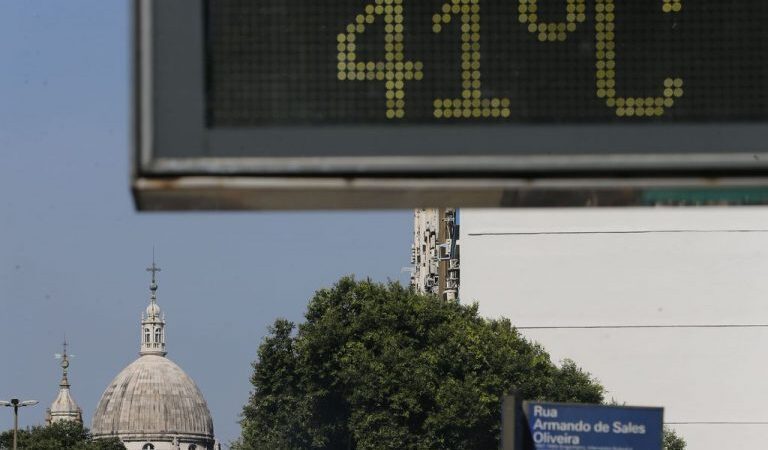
xmin=50 ymin=387 xmax=80 ymax=417
xmin=91 ymin=355 xmax=214 ymax=442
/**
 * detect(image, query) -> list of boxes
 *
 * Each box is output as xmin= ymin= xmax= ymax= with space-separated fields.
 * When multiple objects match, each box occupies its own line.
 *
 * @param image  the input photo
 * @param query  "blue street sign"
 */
xmin=523 ymin=401 xmax=663 ymax=450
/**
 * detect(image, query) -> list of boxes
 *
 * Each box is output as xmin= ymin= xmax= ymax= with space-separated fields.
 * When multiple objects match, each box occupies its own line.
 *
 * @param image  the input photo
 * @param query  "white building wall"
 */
xmin=460 ymin=208 xmax=768 ymax=450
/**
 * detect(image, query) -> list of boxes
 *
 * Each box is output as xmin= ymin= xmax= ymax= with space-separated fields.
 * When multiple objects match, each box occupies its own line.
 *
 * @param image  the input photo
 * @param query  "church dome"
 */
xmin=91 ymin=354 xmax=214 ymax=444
xmin=92 ymin=260 xmax=218 ymax=449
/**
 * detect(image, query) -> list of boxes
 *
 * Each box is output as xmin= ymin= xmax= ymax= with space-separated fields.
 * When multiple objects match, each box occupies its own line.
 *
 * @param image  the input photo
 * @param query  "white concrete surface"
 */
xmin=460 ymin=207 xmax=768 ymax=450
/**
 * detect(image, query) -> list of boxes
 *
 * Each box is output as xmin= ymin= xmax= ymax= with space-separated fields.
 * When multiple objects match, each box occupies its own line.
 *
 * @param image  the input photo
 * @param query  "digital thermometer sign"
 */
xmin=134 ymin=0 xmax=768 ymax=210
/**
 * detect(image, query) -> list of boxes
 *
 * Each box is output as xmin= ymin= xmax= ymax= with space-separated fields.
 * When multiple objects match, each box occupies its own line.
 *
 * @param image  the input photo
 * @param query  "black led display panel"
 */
xmin=207 ymin=0 xmax=768 ymax=125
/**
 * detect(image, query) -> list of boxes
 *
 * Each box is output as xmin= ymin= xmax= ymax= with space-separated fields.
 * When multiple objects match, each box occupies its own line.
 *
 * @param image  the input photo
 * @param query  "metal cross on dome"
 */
xmin=146 ymin=251 xmax=161 ymax=284
xmin=54 ymin=339 xmax=72 ymax=364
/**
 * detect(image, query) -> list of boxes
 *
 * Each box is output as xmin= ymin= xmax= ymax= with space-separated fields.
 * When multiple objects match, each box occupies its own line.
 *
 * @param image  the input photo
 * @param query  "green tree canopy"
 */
xmin=237 ymin=277 xmax=610 ymax=449
xmin=0 ymin=421 xmax=125 ymax=450
xmin=237 ymin=277 xmax=685 ymax=449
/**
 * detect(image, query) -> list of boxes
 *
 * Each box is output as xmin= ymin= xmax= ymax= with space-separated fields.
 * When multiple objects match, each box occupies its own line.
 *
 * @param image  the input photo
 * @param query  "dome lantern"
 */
xmin=141 ymin=256 xmax=166 ymax=356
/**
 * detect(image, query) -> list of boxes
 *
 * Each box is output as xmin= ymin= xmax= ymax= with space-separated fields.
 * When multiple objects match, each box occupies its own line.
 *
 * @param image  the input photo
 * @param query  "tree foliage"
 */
xmin=0 ymin=421 xmax=125 ymax=450
xmin=237 ymin=277 xmax=607 ymax=449
xmin=236 ymin=277 xmax=685 ymax=449
xmin=663 ymin=427 xmax=686 ymax=450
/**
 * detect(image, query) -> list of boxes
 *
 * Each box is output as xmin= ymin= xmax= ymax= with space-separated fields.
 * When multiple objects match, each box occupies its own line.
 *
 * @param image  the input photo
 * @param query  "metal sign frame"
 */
xmin=133 ymin=0 xmax=768 ymax=210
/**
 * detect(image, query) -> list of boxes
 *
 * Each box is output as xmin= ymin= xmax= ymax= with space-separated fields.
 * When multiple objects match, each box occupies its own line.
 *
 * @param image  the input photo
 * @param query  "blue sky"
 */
xmin=0 ymin=1 xmax=411 ymax=445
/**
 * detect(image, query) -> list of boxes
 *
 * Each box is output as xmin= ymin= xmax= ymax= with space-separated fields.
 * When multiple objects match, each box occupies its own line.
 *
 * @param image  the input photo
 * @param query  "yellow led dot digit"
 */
xmin=520 ymin=0 xmax=585 ymax=42
xmin=337 ymin=0 xmax=423 ymax=119
xmin=595 ymin=0 xmax=683 ymax=117
xmin=432 ymin=0 xmax=509 ymax=119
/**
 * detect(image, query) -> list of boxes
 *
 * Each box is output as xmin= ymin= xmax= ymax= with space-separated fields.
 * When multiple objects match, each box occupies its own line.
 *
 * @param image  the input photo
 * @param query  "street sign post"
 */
xmin=524 ymin=401 xmax=663 ymax=450
xmin=134 ymin=0 xmax=768 ymax=210
xmin=502 ymin=397 xmax=664 ymax=450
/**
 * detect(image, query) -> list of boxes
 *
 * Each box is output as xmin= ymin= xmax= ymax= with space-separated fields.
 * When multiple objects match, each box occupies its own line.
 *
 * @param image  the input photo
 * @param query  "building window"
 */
xmin=145 ymin=329 xmax=150 ymax=343
xmin=188 ymin=445 xmax=197 ymax=450
xmin=142 ymin=444 xmax=154 ymax=450
xmin=155 ymin=329 xmax=161 ymax=342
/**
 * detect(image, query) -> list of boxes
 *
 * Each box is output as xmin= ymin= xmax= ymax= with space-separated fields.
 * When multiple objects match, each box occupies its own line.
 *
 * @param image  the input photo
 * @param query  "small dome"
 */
xmin=145 ymin=301 xmax=161 ymax=318
xmin=51 ymin=388 xmax=79 ymax=413
xmin=91 ymin=355 xmax=214 ymax=444
xmin=49 ymin=387 xmax=82 ymax=424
